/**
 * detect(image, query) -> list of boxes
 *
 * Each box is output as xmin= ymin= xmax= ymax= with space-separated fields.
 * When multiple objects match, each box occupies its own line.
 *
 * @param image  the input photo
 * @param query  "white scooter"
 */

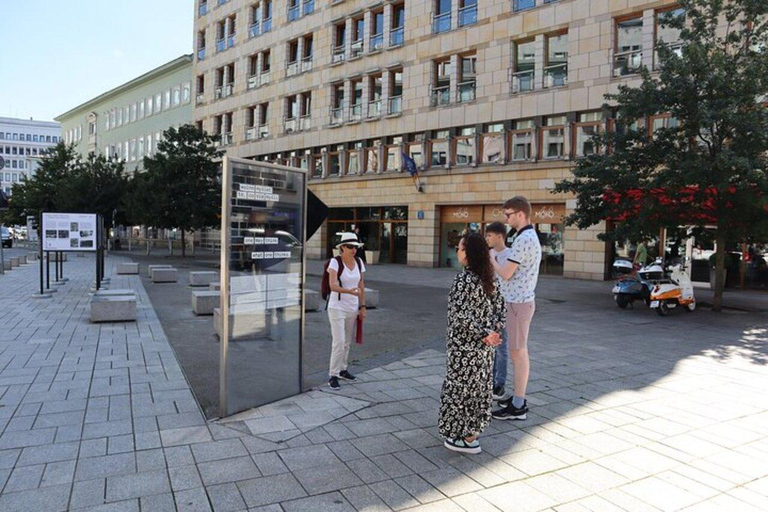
xmin=648 ymin=259 xmax=696 ymax=316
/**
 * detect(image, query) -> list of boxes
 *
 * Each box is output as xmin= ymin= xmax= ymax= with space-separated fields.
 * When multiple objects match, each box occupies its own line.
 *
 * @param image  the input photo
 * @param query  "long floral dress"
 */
xmin=438 ymin=269 xmax=506 ymax=440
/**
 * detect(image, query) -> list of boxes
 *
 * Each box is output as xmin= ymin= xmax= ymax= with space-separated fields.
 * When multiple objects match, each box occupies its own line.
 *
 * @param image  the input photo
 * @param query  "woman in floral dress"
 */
xmin=439 ymin=232 xmax=506 ymax=454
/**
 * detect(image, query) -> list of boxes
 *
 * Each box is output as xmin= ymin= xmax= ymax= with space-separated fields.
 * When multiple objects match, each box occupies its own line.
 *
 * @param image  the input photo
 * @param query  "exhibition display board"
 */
xmin=42 ymin=213 xmax=97 ymax=251
xmin=219 ymin=157 xmax=307 ymax=417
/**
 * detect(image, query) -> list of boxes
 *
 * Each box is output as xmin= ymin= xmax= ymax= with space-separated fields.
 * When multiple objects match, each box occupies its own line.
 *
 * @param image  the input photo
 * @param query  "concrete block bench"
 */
xmin=91 ymin=295 xmax=137 ymax=323
xmin=189 ymin=271 xmax=218 ymax=287
xmin=192 ymin=290 xmax=220 ymax=316
xmin=151 ymin=268 xmax=178 ymax=283
xmin=18 ymin=255 xmax=27 ymax=265
xmin=94 ymin=289 xmax=136 ymax=297
xmin=27 ymin=252 xmax=38 ymax=261
xmin=116 ymin=262 xmax=139 ymax=275
xmin=10 ymin=257 xmax=20 ymax=268
xmin=147 ymin=264 xmax=172 ymax=278
xmin=365 ymin=288 xmax=379 ymax=309
xmin=305 ymin=289 xmax=320 ymax=311
xmin=48 ymin=253 xmax=68 ymax=262
xmin=2 ymin=259 xmax=11 ymax=271
xmin=213 ymin=303 xmax=269 ymax=339
xmin=209 ymin=282 xmax=221 ymax=291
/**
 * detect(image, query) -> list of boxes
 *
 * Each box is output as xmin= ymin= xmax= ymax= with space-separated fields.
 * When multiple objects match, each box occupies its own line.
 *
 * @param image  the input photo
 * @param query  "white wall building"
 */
xmin=0 ymin=117 xmax=61 ymax=196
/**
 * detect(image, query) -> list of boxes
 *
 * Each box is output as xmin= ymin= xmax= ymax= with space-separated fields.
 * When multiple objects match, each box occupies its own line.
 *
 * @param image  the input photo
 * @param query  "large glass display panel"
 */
xmin=220 ymin=158 xmax=306 ymax=417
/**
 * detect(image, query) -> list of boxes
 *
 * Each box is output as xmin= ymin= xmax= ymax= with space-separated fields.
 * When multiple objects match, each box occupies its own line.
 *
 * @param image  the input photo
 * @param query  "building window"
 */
xmin=138 ymin=137 xmax=145 ymax=158
xmin=541 ymin=115 xmax=566 ymax=159
xmin=574 ymin=112 xmax=602 ymax=157
xmin=197 ymin=30 xmax=206 ymax=60
xmin=433 ymin=0 xmax=451 ymax=34
xmin=173 ymin=86 xmax=181 ymax=106
xmin=350 ymin=80 xmax=363 ymax=121
xmin=385 ymin=136 xmax=402 ymax=172
xmin=655 ymin=8 xmax=684 ymax=68
xmin=302 ymin=0 xmax=314 ymax=16
xmin=458 ymin=0 xmax=477 ymax=27
xmin=458 ymin=54 xmax=476 ymax=103
xmin=389 ymin=69 xmax=403 ymax=114
xmin=146 ymin=98 xmax=153 ymax=117
xmin=431 ymin=59 xmax=451 ymax=107
xmin=300 ymin=92 xmax=311 ymax=131
xmin=351 ymin=17 xmax=364 ymax=58
xmin=545 ymin=33 xmax=568 ymax=88
xmin=183 ymin=82 xmax=191 ymax=103
xmin=130 ymin=104 xmax=137 ymax=123
xmin=332 ymin=22 xmax=346 ymax=63
xmin=197 ymin=75 xmax=206 ymax=103
xmin=329 ymin=145 xmax=343 ymax=176
xmin=513 ymin=0 xmax=536 ymax=12
xmin=371 ymin=10 xmax=384 ymax=51
xmin=302 ymin=34 xmax=313 ymax=72
xmin=614 ymin=15 xmax=644 ymax=76
xmin=164 ymin=90 xmax=172 ymax=110
xmin=155 ymin=93 xmax=162 ymax=112
xmin=650 ymin=114 xmax=679 ymax=138
xmin=481 ymin=123 xmax=506 ymax=164
xmin=430 ymin=130 xmax=449 ymax=167
xmin=88 ymin=122 xmax=96 ymax=136
xmin=391 ymin=4 xmax=405 ymax=46
xmin=512 ymin=39 xmax=535 ymax=93
xmin=331 ymin=83 xmax=344 ymax=125
xmin=288 ymin=0 xmax=300 ymax=22
xmin=511 ymin=119 xmax=534 ymax=161
xmin=287 ymin=38 xmax=300 ymax=76
xmin=130 ymin=139 xmax=137 ymax=161
xmin=368 ymin=74 xmax=383 ymax=118
xmin=285 ymin=95 xmax=299 ymax=132
xmin=454 ymin=126 xmax=476 ymax=166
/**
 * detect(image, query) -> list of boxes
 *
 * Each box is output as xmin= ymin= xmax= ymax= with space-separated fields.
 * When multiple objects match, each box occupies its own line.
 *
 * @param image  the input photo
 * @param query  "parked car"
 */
xmin=1 ymin=226 xmax=12 ymax=248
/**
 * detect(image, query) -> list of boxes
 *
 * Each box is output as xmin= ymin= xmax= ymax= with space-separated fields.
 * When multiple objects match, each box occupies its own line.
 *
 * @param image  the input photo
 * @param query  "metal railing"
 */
xmin=249 ymin=22 xmax=260 ymax=38
xmin=513 ymin=0 xmax=535 ymax=11
xmin=287 ymin=4 xmax=300 ymax=21
xmin=247 ymin=75 xmax=259 ymax=89
xmin=262 ymin=18 xmax=272 ymax=32
xmin=198 ymin=2 xmax=208 ymax=16
xmin=350 ymin=103 xmax=362 ymax=121
xmin=299 ymin=115 xmax=311 ymax=131
xmin=433 ymin=12 xmax=451 ymax=34
xmin=544 ymin=63 xmax=567 ymax=88
xmin=511 ymin=69 xmax=535 ymax=93
xmin=330 ymin=106 xmax=344 ymax=125
xmin=215 ymin=84 xmax=234 ymax=99
xmin=458 ymin=80 xmax=476 ymax=103
xmin=613 ymin=50 xmax=643 ymax=77
xmin=260 ymin=71 xmax=270 ymax=85
xmin=351 ymin=39 xmax=364 ymax=58
xmin=284 ymin=117 xmax=297 ymax=132
xmin=227 ymin=33 xmax=235 ymax=48
xmin=368 ymin=100 xmax=382 ymax=118
xmin=458 ymin=5 xmax=477 ymax=27
xmin=221 ymin=132 xmax=233 ymax=145
xmin=197 ymin=48 xmax=206 ymax=60
xmin=430 ymin=85 xmax=450 ymax=106
xmin=388 ymin=95 xmax=402 ymax=114
xmin=286 ymin=61 xmax=299 ymax=77
xmin=258 ymin=124 xmax=269 ymax=138
xmin=390 ymin=27 xmax=404 ymax=46
xmin=196 ymin=93 xmax=204 ymax=105
xmin=216 ymin=37 xmax=226 ymax=52
xmin=245 ymin=127 xmax=257 ymax=140
xmin=302 ymin=0 xmax=314 ymax=15
xmin=370 ymin=33 xmax=383 ymax=52
xmin=301 ymin=55 xmax=313 ymax=72
xmin=332 ymin=45 xmax=346 ymax=63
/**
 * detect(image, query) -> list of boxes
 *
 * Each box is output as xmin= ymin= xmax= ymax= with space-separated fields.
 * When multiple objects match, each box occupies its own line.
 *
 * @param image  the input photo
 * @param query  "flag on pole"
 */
xmin=402 ymin=152 xmax=423 ymax=192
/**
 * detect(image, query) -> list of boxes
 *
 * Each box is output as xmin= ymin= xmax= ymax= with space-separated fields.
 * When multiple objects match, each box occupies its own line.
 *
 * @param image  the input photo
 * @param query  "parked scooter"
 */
xmin=648 ymin=259 xmax=696 ymax=316
xmin=611 ymin=259 xmax=654 ymax=309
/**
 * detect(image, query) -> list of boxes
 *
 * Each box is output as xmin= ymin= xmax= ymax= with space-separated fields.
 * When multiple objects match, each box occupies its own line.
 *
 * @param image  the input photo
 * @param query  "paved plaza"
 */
xmin=0 ymin=253 xmax=766 ymax=511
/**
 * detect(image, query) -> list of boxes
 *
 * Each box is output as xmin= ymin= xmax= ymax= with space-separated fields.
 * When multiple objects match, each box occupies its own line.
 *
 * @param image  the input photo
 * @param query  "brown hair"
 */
xmin=461 ymin=232 xmax=496 ymax=296
xmin=502 ymin=196 xmax=531 ymax=218
xmin=485 ymin=221 xmax=507 ymax=236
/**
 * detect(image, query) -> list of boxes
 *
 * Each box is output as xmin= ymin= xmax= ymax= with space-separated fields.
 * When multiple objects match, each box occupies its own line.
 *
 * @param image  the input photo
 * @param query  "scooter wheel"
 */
xmin=615 ymin=295 xmax=630 ymax=309
xmin=656 ymin=302 xmax=669 ymax=317
xmin=686 ymin=301 xmax=696 ymax=312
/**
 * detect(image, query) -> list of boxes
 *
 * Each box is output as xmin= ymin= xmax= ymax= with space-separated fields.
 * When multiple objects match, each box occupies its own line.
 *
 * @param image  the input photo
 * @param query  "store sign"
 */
xmin=440 ymin=205 xmax=483 ymax=223
xmin=42 ymin=213 xmax=97 ymax=252
xmin=531 ymin=203 xmax=566 ymax=223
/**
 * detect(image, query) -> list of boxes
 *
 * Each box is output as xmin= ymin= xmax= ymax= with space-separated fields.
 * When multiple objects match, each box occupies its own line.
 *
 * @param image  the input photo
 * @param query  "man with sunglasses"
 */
xmin=490 ymin=196 xmax=541 ymax=421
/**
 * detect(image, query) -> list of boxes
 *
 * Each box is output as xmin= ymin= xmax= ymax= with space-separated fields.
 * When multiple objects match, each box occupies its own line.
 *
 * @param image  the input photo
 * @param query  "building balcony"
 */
xmin=544 ymin=63 xmax=567 ymax=88
xmin=390 ymin=27 xmax=404 ymax=47
xmin=432 ymin=12 xmax=451 ymax=34
xmin=330 ymin=107 xmax=344 ymax=125
xmin=332 ymin=45 xmax=346 ymax=64
xmin=196 ymin=93 xmax=205 ymax=105
xmin=350 ymin=39 xmax=364 ymax=58
xmin=350 ymin=103 xmax=362 ymax=122
xmin=284 ymin=117 xmax=297 ymax=133
xmin=215 ymin=83 xmax=234 ymax=99
xmin=510 ymin=69 xmax=534 ymax=93
xmin=287 ymin=61 xmax=299 ymax=77
xmin=370 ymin=33 xmax=383 ymax=52
xmin=299 ymin=115 xmax=311 ymax=131
xmin=227 ymin=33 xmax=235 ymax=48
xmin=430 ymin=85 xmax=450 ymax=107
xmin=288 ymin=5 xmax=300 ymax=21
xmin=367 ymin=100 xmax=382 ymax=119
xmin=458 ymin=5 xmax=477 ymax=27
xmin=301 ymin=56 xmax=313 ymax=73
xmin=458 ymin=80 xmax=476 ymax=103
xmin=216 ymin=38 xmax=226 ymax=52
xmin=250 ymin=22 xmax=261 ymax=38
xmin=613 ymin=50 xmax=643 ymax=77
xmin=247 ymin=74 xmax=259 ymax=90
xmin=220 ymin=132 xmax=233 ymax=146
xmin=197 ymin=48 xmax=206 ymax=60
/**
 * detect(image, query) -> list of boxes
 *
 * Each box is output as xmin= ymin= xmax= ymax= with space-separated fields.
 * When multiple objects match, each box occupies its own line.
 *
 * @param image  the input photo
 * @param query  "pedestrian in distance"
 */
xmin=439 ymin=232 xmax=506 ymax=454
xmin=485 ymin=221 xmax=513 ymax=402
xmin=322 ymin=232 xmax=366 ymax=391
xmin=491 ymin=196 xmax=541 ymax=421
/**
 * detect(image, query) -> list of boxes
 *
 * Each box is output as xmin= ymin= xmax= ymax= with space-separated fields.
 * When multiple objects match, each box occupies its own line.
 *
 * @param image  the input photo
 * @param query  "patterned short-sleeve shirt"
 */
xmin=507 ymin=225 xmax=542 ymax=303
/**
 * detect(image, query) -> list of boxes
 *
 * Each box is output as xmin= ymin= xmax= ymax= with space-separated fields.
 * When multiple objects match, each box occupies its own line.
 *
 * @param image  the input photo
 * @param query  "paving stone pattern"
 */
xmin=0 ymin=253 xmax=766 ymax=511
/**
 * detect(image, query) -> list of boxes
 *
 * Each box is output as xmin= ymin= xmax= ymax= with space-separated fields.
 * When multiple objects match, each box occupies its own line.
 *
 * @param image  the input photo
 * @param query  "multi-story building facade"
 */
xmin=0 ymin=117 xmax=61 ymax=196
xmin=56 ymin=55 xmax=194 ymax=172
xmin=193 ymin=0 xmax=682 ymax=280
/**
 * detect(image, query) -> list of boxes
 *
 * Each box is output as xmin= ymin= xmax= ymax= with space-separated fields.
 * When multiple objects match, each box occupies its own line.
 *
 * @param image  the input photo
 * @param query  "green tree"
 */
xmin=554 ymin=0 xmax=768 ymax=311
xmin=62 ymin=153 xmax=129 ymax=231
xmin=141 ymin=125 xmax=223 ymax=256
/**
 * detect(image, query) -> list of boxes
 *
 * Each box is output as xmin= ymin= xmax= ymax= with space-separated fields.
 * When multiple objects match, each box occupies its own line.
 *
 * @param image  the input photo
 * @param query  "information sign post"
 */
xmin=40 ymin=212 xmax=99 ymax=293
xmin=219 ymin=157 xmax=307 ymax=417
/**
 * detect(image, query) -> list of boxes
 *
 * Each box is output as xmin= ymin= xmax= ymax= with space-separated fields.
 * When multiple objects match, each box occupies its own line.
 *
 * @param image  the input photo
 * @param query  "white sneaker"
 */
xmin=444 ymin=437 xmax=481 ymax=454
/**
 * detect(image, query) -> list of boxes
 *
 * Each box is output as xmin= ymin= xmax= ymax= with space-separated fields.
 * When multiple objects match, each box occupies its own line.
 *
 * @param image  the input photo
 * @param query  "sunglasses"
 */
xmin=504 ymin=210 xmax=520 ymax=218
xmin=342 ymin=244 xmax=357 ymax=249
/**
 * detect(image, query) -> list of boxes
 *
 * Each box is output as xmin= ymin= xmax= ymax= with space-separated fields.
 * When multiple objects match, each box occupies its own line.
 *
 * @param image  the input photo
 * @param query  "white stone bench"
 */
xmin=10 ymin=257 xmax=20 ymax=268
xmin=305 ymin=289 xmax=320 ymax=311
xmin=148 ymin=264 xmax=172 ymax=278
xmin=365 ymin=288 xmax=379 ymax=309
xmin=27 ymin=252 xmax=38 ymax=261
xmin=189 ymin=271 xmax=218 ymax=287
xmin=116 ymin=262 xmax=139 ymax=275
xmin=91 ymin=295 xmax=137 ymax=323
xmin=192 ymin=290 xmax=220 ymax=316
xmin=94 ymin=289 xmax=136 ymax=297
xmin=209 ymin=282 xmax=221 ymax=291
xmin=48 ymin=253 xmax=68 ymax=262
xmin=213 ymin=303 xmax=270 ymax=339
xmin=151 ymin=268 xmax=178 ymax=283
xmin=2 ymin=259 xmax=11 ymax=271
xmin=18 ymin=255 xmax=27 ymax=265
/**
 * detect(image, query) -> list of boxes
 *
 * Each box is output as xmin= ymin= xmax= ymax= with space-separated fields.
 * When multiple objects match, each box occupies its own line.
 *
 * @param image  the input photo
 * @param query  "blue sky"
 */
xmin=0 ymin=0 xmax=193 ymax=122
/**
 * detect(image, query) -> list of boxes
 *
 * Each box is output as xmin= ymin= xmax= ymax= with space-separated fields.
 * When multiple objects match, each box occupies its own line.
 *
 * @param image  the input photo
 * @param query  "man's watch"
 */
xmin=358 ymin=305 xmax=367 ymax=310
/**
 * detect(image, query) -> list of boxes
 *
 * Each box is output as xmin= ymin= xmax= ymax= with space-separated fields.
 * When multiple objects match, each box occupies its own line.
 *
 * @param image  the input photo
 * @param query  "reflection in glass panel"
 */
xmin=482 ymin=133 xmax=504 ymax=163
xmin=347 ymin=150 xmax=360 ymax=175
xmin=223 ymin=161 xmax=305 ymax=416
xmin=365 ymin=148 xmax=379 ymax=173
xmin=386 ymin=147 xmax=401 ymax=171
xmin=455 ymin=138 xmax=475 ymax=166
xmin=431 ymin=140 xmax=448 ymax=166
